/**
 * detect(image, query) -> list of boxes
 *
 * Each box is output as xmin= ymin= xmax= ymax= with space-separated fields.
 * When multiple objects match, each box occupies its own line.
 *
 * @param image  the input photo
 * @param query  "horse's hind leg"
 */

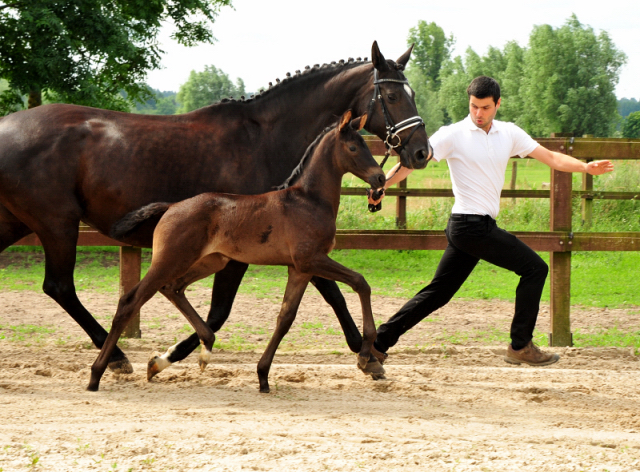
xmin=257 ymin=267 xmax=311 ymax=393
xmin=37 ymin=223 xmax=132 ymax=373
xmin=0 ymin=205 xmax=34 ymax=251
xmin=148 ymin=254 xmax=230 ymax=379
xmin=310 ymin=276 xmax=363 ymax=353
xmin=88 ymin=276 xmax=160 ymax=391
xmin=158 ymin=288 xmax=216 ymax=374
xmin=156 ymin=260 xmax=249 ymax=366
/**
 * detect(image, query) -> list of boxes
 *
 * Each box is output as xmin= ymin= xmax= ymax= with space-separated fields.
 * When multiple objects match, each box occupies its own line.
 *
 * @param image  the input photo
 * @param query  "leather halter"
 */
xmin=365 ymin=69 xmax=425 ymax=169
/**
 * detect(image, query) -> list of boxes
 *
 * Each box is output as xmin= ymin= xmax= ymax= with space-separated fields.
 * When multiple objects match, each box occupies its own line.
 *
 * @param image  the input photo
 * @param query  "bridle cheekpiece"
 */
xmin=366 ymin=69 xmax=425 ymax=169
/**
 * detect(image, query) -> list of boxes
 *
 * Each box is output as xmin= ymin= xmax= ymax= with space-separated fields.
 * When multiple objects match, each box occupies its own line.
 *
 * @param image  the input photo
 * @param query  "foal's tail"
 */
xmin=110 ymin=202 xmax=172 ymax=240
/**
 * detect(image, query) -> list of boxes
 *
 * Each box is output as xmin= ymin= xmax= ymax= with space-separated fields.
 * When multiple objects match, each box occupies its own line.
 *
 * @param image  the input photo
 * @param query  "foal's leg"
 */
xmin=158 ymin=260 xmax=249 ymax=366
xmin=158 ymin=288 xmax=216 ymax=373
xmin=257 ymin=267 xmax=311 ymax=393
xmin=148 ymin=254 xmax=230 ymax=380
xmin=310 ymin=277 xmax=363 ymax=353
xmin=89 ymin=247 xmax=215 ymax=391
xmin=88 ymin=276 xmax=160 ymax=391
xmin=302 ymin=255 xmax=384 ymax=378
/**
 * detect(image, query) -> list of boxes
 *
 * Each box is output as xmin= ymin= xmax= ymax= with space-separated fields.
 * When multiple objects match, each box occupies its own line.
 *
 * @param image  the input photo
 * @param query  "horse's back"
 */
xmin=0 ymin=104 xmax=256 ymax=238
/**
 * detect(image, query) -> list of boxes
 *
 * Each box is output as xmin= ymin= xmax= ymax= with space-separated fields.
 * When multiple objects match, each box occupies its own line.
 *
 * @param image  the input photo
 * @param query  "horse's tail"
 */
xmin=110 ymin=202 xmax=172 ymax=240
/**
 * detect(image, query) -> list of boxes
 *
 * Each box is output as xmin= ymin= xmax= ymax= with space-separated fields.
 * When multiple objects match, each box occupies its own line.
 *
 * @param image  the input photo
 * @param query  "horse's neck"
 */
xmin=249 ymin=64 xmax=372 ymax=143
xmin=294 ymin=140 xmax=344 ymax=214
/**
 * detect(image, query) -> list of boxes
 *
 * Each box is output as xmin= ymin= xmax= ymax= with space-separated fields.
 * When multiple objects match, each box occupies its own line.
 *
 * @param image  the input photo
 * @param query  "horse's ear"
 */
xmin=350 ymin=113 xmax=367 ymax=131
xmin=371 ymin=41 xmax=389 ymax=72
xmin=396 ymin=44 xmax=414 ymax=69
xmin=338 ymin=110 xmax=353 ymax=132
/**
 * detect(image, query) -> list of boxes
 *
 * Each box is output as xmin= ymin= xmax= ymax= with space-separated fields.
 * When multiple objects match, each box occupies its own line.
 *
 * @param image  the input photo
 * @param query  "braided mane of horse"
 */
xmin=222 ymin=57 xmax=370 ymax=104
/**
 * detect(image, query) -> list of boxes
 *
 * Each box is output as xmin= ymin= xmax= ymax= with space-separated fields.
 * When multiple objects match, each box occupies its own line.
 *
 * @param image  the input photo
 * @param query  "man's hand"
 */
xmin=367 ymin=188 xmax=385 ymax=212
xmin=586 ymin=160 xmax=614 ymax=175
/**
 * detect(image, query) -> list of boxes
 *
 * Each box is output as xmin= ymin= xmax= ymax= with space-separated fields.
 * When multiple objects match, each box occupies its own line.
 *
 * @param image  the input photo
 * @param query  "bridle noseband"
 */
xmin=365 ymin=69 xmax=425 ymax=169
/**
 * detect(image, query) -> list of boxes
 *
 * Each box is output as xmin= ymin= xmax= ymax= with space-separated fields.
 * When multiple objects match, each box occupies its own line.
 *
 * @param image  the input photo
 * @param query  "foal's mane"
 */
xmin=274 ymin=123 xmax=338 ymax=190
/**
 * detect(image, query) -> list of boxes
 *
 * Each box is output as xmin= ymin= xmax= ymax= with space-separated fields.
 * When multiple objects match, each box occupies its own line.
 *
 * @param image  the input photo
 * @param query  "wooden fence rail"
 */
xmin=13 ymin=136 xmax=640 ymax=344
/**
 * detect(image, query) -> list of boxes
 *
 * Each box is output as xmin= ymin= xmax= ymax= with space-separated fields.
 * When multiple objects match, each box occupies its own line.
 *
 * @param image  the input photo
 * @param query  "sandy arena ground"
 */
xmin=1 ymin=286 xmax=640 ymax=471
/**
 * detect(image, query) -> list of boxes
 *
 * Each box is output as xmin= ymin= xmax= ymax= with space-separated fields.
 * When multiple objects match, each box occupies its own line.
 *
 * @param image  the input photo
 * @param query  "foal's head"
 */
xmin=332 ymin=110 xmax=386 ymax=190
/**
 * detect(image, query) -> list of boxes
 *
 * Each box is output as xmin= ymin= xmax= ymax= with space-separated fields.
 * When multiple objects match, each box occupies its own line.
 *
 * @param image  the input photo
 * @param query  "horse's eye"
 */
xmin=349 ymin=145 xmax=357 ymax=152
xmin=388 ymin=93 xmax=398 ymax=101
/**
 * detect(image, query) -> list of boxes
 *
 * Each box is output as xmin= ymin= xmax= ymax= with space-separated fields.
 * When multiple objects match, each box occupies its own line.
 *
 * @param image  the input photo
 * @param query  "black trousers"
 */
xmin=375 ymin=214 xmax=549 ymax=352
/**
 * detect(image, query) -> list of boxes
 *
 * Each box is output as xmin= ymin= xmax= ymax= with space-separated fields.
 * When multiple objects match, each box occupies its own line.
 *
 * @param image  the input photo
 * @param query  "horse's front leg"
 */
xmin=302 ymin=255 xmax=385 ymax=379
xmin=257 ymin=268 xmax=311 ymax=393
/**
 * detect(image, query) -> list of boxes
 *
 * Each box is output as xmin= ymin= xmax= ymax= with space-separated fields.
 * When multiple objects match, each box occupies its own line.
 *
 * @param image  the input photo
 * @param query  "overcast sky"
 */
xmin=145 ymin=0 xmax=639 ymax=100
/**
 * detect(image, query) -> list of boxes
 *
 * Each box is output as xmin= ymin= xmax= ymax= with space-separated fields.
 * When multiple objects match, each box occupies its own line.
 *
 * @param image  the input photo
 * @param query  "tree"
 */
xmin=132 ymin=87 xmax=178 ymax=115
xmin=519 ymin=15 xmax=626 ymax=137
xmin=405 ymin=21 xmax=454 ymax=132
xmin=619 ymin=98 xmax=640 ymax=118
xmin=407 ymin=21 xmax=454 ymax=91
xmin=496 ymin=42 xmax=525 ymax=124
xmin=0 ymin=0 xmax=232 ymax=114
xmin=176 ymin=65 xmax=245 ymax=113
xmin=405 ymin=67 xmax=444 ymax=135
xmin=438 ymin=46 xmax=519 ymax=123
xmin=438 ymin=54 xmax=472 ymax=123
xmin=622 ymin=111 xmax=640 ymax=139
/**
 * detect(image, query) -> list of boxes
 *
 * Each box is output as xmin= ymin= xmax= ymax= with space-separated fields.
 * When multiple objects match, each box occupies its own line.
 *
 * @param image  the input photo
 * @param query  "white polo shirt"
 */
xmin=430 ymin=115 xmax=539 ymax=219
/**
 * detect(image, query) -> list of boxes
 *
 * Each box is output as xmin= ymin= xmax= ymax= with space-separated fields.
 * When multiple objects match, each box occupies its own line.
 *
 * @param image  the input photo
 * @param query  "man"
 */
xmin=368 ymin=76 xmax=614 ymax=366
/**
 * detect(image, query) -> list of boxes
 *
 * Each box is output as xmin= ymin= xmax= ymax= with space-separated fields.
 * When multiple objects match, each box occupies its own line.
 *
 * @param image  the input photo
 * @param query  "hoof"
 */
xmin=357 ymin=355 xmax=386 ymax=378
xmin=147 ymin=351 xmax=170 ymax=381
xmin=371 ymin=347 xmax=388 ymax=365
xmin=108 ymin=358 xmax=133 ymax=374
xmin=259 ymin=386 xmax=270 ymax=394
xmin=86 ymin=380 xmax=100 ymax=392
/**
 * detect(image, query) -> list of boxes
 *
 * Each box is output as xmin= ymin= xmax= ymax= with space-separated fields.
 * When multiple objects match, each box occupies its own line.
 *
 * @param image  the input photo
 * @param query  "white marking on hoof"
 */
xmin=198 ymin=346 xmax=213 ymax=372
xmin=150 ymin=343 xmax=178 ymax=373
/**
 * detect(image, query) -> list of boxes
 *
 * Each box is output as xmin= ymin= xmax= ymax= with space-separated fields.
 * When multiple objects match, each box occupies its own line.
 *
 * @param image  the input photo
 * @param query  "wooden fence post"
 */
xmin=582 ymin=159 xmax=593 ymax=227
xmin=119 ymin=246 xmax=142 ymax=338
xmin=395 ymin=156 xmax=407 ymax=229
xmin=549 ymin=140 xmax=573 ymax=347
xmin=510 ymin=160 xmax=518 ymax=204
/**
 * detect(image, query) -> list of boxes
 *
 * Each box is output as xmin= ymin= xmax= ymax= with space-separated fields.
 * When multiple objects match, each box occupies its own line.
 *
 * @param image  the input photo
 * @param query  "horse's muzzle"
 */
xmin=410 ymin=143 xmax=433 ymax=169
xmin=368 ymin=173 xmax=386 ymax=190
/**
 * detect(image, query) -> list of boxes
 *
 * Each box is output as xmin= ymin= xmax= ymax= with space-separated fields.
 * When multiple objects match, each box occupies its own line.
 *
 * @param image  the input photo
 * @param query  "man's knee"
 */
xmin=522 ymin=258 xmax=548 ymax=283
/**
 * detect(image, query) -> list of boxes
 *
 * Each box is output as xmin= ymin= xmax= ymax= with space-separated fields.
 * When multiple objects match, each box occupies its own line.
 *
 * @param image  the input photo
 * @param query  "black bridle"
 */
xmin=365 ymin=68 xmax=425 ymax=212
xmin=365 ymin=69 xmax=425 ymax=170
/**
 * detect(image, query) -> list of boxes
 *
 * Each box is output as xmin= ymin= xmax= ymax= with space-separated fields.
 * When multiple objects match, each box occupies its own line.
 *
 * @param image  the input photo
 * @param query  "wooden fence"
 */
xmin=14 ymin=136 xmax=640 ymax=345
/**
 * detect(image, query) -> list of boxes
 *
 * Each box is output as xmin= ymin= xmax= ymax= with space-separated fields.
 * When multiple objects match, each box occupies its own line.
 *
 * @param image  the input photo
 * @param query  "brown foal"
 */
xmin=87 ymin=111 xmax=386 ymax=393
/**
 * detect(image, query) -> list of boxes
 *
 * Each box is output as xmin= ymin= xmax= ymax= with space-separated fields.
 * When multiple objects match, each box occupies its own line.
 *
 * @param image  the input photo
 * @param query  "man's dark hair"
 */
xmin=467 ymin=76 xmax=501 ymax=104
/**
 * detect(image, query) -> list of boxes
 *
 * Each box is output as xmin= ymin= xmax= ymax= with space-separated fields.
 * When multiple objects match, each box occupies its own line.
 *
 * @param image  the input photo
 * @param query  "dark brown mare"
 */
xmin=0 ymin=42 xmax=431 ymax=373
xmin=88 ymin=111 xmax=385 ymax=392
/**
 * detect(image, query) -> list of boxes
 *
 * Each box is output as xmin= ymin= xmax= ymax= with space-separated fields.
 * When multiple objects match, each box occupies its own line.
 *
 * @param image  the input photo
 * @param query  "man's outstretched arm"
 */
xmin=528 ymin=146 xmax=614 ymax=175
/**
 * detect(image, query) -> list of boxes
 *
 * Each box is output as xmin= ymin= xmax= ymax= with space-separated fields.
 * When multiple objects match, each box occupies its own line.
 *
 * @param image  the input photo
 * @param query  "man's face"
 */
xmin=469 ymin=95 xmax=501 ymax=132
